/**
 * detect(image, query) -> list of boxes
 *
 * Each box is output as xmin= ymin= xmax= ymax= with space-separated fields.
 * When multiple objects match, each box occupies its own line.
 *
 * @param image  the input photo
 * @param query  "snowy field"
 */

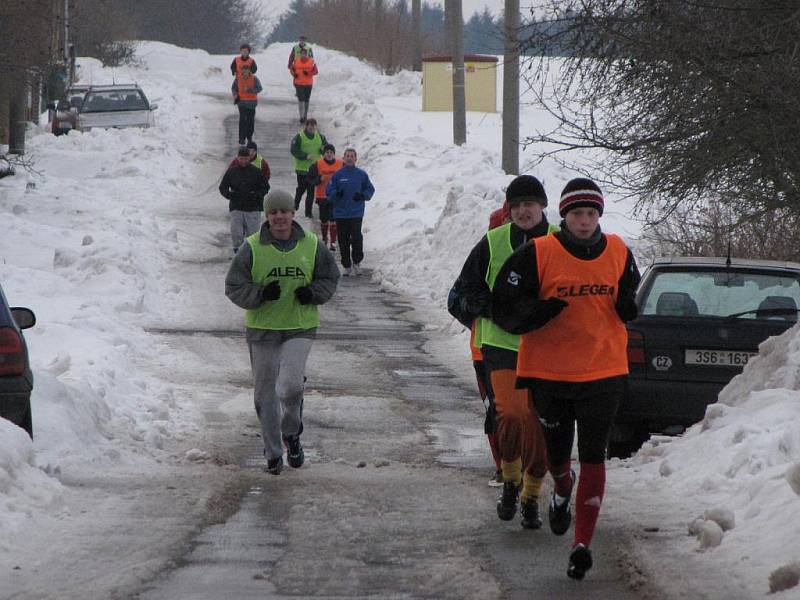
xmin=1 ymin=40 xmax=799 ymax=598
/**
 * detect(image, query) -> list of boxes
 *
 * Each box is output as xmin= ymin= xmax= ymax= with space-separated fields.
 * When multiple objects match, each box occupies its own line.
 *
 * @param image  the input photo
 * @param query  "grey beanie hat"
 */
xmin=264 ymin=190 xmax=295 ymax=213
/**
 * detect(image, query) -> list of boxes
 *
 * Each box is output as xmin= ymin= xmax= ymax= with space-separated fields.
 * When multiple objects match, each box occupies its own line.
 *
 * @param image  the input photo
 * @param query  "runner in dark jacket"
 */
xmin=219 ymin=147 xmax=269 ymax=254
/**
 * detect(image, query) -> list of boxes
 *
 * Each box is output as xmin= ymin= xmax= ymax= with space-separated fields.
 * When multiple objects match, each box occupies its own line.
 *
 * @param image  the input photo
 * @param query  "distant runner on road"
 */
xmin=290 ymin=118 xmax=327 ymax=218
xmin=219 ymin=146 xmax=269 ymax=256
xmin=307 ymin=143 xmax=343 ymax=251
xmin=231 ymin=43 xmax=257 ymax=77
xmin=225 ymin=190 xmax=340 ymax=475
xmin=289 ymin=48 xmax=318 ymax=124
xmin=326 ymin=147 xmax=375 ymax=277
xmin=231 ymin=63 xmax=262 ymax=146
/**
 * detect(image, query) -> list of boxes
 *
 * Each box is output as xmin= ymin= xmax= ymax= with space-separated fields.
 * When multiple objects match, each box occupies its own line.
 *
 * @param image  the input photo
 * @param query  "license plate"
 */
xmin=685 ymin=349 xmax=757 ymax=366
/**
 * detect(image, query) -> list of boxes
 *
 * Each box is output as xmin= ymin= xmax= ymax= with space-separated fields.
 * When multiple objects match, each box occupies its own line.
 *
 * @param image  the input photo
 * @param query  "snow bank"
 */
xmin=0 ymin=42 xmax=233 ymax=535
xmin=616 ymin=323 xmax=800 ymax=596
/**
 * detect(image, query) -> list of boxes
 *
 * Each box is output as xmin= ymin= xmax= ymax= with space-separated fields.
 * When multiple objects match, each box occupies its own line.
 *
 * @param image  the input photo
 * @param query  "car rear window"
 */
xmin=82 ymin=90 xmax=149 ymax=112
xmin=640 ymin=268 xmax=800 ymax=319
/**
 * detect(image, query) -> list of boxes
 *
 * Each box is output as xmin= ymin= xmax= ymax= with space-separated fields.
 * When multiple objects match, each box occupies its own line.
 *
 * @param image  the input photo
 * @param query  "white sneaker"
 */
xmin=353 ymin=263 xmax=362 ymax=276
xmin=343 ymin=267 xmax=353 ymax=277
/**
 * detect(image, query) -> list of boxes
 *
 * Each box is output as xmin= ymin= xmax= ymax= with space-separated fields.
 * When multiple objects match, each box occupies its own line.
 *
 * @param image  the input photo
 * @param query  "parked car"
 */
xmin=49 ymin=84 xmax=90 ymax=135
xmin=0 ymin=283 xmax=36 ymax=438
xmin=76 ymin=84 xmax=158 ymax=132
xmin=611 ymin=256 xmax=800 ymax=457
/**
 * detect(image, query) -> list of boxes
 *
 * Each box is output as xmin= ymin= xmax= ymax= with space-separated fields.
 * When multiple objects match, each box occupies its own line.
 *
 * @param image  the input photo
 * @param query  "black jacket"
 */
xmin=453 ymin=218 xmax=554 ymax=324
xmin=491 ymin=227 xmax=641 ymax=335
xmin=219 ymin=163 xmax=269 ymax=212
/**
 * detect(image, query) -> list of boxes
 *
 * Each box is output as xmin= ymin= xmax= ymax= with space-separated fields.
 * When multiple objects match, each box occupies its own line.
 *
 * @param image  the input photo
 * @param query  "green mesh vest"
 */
xmin=292 ymin=131 xmax=323 ymax=173
xmin=476 ymin=222 xmax=559 ymax=351
xmin=244 ymin=232 xmax=319 ymax=330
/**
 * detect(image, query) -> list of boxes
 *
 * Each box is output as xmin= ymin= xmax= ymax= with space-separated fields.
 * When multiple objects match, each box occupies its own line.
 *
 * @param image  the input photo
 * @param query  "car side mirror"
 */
xmin=149 ymin=103 xmax=158 ymax=110
xmin=11 ymin=307 xmax=36 ymax=329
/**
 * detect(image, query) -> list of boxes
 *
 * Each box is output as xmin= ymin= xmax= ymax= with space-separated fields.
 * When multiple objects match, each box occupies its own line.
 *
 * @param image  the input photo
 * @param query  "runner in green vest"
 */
xmin=452 ymin=175 xmax=557 ymax=528
xmin=290 ymin=118 xmax=328 ymax=219
xmin=225 ymin=190 xmax=340 ymax=475
xmin=287 ymin=36 xmax=314 ymax=69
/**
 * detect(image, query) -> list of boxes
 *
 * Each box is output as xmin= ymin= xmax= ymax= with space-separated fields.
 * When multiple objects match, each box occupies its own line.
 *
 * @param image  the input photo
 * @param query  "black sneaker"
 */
xmin=265 ymin=456 xmax=283 ymax=475
xmin=496 ymin=481 xmax=520 ymax=521
xmin=567 ymin=544 xmax=593 ymax=580
xmin=520 ymin=496 xmax=542 ymax=529
xmin=285 ymin=435 xmax=305 ymax=468
xmin=549 ymin=469 xmax=575 ymax=535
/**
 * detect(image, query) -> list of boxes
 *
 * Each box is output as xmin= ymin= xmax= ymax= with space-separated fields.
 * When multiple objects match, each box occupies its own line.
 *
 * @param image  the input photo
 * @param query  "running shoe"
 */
xmin=496 ymin=480 xmax=520 ymax=521
xmin=567 ymin=544 xmax=593 ymax=580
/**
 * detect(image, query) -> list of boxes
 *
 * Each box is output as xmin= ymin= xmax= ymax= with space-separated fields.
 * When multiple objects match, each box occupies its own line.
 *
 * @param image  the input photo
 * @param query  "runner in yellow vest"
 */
xmin=225 ymin=190 xmax=340 ymax=475
xmin=452 ymin=175 xmax=557 ymax=529
xmin=290 ymin=118 xmax=328 ymax=219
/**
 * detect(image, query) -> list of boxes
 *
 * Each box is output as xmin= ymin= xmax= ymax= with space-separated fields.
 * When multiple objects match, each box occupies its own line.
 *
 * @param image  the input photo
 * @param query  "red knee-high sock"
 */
xmin=574 ymin=462 xmax=605 ymax=548
xmin=487 ymin=432 xmax=501 ymax=470
xmin=329 ymin=221 xmax=338 ymax=244
xmin=551 ymin=461 xmax=573 ymax=497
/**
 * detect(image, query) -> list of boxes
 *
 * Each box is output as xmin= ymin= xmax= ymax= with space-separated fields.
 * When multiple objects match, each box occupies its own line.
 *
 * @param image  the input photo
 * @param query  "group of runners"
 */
xmin=450 ymin=174 xmax=641 ymax=580
xmin=223 ymin=40 xmax=642 ymax=583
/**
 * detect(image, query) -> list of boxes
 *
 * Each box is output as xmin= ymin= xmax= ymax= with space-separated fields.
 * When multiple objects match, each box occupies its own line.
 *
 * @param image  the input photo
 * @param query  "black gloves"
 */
xmin=528 ymin=297 xmax=568 ymax=329
xmin=261 ymin=280 xmax=281 ymax=302
xmin=295 ymin=286 xmax=313 ymax=305
xmin=353 ymin=192 xmax=365 ymax=202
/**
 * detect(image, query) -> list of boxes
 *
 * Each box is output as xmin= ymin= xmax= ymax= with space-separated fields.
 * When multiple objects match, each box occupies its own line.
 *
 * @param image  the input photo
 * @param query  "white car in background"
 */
xmin=76 ymin=84 xmax=158 ymax=132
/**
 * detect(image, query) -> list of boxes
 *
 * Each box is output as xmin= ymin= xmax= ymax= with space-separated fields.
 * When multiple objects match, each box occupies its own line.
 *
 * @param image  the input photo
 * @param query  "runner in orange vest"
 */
xmin=491 ymin=178 xmax=640 ymax=581
xmin=231 ymin=63 xmax=263 ymax=145
xmin=289 ymin=48 xmax=318 ymax=124
xmin=230 ymin=43 xmax=257 ymax=77
xmin=306 ymin=143 xmax=343 ymax=251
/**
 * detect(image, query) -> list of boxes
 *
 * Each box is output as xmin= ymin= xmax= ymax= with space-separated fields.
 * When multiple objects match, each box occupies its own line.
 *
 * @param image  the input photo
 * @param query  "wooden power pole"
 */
xmin=412 ymin=0 xmax=422 ymax=71
xmin=446 ymin=0 xmax=466 ymax=146
xmin=502 ymin=0 xmax=520 ymax=174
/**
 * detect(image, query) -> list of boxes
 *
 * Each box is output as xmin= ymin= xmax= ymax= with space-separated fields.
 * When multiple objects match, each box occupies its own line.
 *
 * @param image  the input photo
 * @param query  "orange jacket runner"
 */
xmin=517 ymin=234 xmax=630 ymax=382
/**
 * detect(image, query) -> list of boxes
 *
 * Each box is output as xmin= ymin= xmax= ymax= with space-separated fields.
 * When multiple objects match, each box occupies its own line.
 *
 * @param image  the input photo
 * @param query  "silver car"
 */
xmin=76 ymin=84 xmax=158 ymax=131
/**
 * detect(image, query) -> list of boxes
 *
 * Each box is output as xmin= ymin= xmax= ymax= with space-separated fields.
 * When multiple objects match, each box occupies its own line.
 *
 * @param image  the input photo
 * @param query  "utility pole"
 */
xmin=502 ymin=0 xmax=520 ymax=174
xmin=446 ymin=0 xmax=466 ymax=146
xmin=412 ymin=0 xmax=421 ymax=71
xmin=64 ymin=0 xmax=70 ymax=62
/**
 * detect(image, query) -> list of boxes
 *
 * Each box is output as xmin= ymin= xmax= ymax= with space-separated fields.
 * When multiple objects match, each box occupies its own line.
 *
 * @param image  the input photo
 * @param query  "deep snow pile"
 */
xmin=0 ymin=42 xmax=234 ymax=542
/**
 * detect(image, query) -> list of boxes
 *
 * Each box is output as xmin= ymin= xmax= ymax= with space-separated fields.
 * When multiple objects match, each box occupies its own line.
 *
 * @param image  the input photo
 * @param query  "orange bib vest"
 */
xmin=314 ymin=157 xmax=343 ymax=199
xmin=234 ymin=56 xmax=255 ymax=78
xmin=292 ymin=58 xmax=316 ymax=85
xmin=517 ymin=234 xmax=629 ymax=382
xmin=236 ymin=73 xmax=258 ymax=102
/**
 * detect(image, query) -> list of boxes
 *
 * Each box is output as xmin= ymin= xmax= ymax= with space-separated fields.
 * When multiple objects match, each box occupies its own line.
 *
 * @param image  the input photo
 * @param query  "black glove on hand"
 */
xmin=295 ymin=286 xmax=313 ymax=305
xmin=261 ymin=280 xmax=281 ymax=302
xmin=530 ymin=297 xmax=568 ymax=328
xmin=353 ymin=192 xmax=365 ymax=202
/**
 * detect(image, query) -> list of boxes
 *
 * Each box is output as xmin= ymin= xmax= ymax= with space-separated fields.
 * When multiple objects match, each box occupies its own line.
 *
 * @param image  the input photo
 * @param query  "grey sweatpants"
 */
xmin=249 ymin=337 xmax=313 ymax=460
xmin=230 ymin=210 xmax=263 ymax=252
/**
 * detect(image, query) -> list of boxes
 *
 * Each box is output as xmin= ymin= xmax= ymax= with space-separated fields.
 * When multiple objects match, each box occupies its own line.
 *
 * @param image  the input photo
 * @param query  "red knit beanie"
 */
xmin=559 ymin=178 xmax=604 ymax=217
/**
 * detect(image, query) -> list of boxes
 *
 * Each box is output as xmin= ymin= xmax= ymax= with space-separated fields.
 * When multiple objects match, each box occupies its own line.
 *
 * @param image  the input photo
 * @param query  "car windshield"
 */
xmin=81 ymin=89 xmax=148 ymax=113
xmin=640 ymin=268 xmax=800 ymax=320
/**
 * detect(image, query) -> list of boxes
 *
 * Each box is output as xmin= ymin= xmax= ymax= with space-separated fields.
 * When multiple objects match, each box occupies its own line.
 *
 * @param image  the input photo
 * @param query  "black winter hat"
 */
xmin=505 ymin=175 xmax=547 ymax=208
xmin=246 ymin=140 xmax=257 ymax=151
xmin=559 ymin=178 xmax=604 ymax=217
xmin=322 ymin=143 xmax=335 ymax=154
xmin=237 ymin=146 xmax=250 ymax=157
xmin=240 ymin=43 xmax=251 ymax=51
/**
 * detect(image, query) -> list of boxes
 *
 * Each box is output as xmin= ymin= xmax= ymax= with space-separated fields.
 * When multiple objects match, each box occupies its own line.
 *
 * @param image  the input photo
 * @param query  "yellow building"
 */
xmin=422 ymin=54 xmax=498 ymax=113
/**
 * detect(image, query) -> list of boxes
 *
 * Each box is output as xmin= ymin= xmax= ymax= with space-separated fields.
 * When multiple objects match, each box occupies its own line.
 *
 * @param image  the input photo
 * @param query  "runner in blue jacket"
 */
xmin=325 ymin=148 xmax=375 ymax=276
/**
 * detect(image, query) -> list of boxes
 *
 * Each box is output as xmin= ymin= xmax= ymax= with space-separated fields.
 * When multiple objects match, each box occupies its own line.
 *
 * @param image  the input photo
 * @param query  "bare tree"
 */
xmin=446 ymin=0 xmax=466 ymax=145
xmin=520 ymin=1 xmax=800 ymax=260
